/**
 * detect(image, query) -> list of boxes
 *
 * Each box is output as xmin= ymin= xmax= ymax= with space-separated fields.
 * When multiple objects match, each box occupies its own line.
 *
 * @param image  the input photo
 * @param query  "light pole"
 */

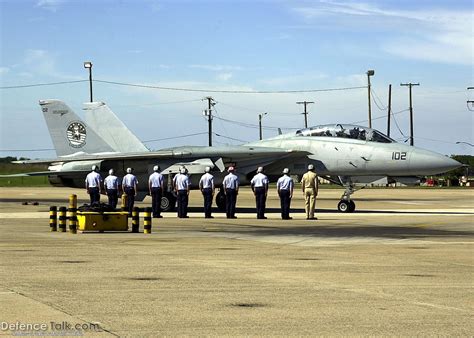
xmin=83 ymin=61 xmax=93 ymax=102
xmin=366 ymin=70 xmax=375 ymax=128
xmin=258 ymin=113 xmax=268 ymax=140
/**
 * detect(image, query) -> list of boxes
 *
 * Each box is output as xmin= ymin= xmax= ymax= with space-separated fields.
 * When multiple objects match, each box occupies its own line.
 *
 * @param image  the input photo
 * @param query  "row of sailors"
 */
xmin=85 ymin=163 xmax=319 ymax=220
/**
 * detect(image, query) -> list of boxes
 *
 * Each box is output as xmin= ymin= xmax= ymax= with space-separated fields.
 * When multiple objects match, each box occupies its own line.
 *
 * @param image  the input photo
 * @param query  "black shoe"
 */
xmin=183 ymin=216 xmax=189 ymax=218
xmin=156 ymin=215 xmax=163 ymax=218
xmin=258 ymin=216 xmax=267 ymax=219
xmin=231 ymin=216 xmax=237 ymax=219
xmin=205 ymin=216 xmax=214 ymax=219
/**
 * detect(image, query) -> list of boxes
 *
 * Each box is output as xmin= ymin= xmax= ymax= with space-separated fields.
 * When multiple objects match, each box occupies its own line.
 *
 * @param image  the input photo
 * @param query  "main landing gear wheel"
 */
xmin=338 ymin=200 xmax=355 ymax=213
xmin=216 ymin=190 xmax=226 ymax=211
xmin=161 ymin=192 xmax=176 ymax=212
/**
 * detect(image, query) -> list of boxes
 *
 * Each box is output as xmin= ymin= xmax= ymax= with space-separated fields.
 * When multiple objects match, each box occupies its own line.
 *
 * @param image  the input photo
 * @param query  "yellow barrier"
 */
xmin=121 ymin=193 xmax=128 ymax=213
xmin=132 ymin=207 xmax=140 ymax=233
xmin=68 ymin=194 xmax=77 ymax=234
xmin=49 ymin=206 xmax=57 ymax=232
xmin=58 ymin=207 xmax=67 ymax=232
xmin=143 ymin=207 xmax=152 ymax=234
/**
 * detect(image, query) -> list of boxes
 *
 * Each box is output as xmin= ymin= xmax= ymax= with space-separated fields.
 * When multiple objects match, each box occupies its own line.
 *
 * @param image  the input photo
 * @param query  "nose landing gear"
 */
xmin=338 ymin=183 xmax=356 ymax=213
xmin=337 ymin=199 xmax=355 ymax=212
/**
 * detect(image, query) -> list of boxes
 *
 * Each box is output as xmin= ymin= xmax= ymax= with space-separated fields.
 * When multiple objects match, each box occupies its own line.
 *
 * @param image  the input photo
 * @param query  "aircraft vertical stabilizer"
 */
xmin=39 ymin=100 xmax=115 ymax=156
xmin=83 ymin=102 xmax=149 ymax=153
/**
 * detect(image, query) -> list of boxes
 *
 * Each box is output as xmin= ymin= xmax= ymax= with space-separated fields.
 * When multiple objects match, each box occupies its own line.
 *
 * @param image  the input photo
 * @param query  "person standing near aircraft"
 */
xmin=149 ymin=165 xmax=164 ymax=218
xmin=85 ymin=165 xmax=102 ymax=205
xmin=251 ymin=166 xmax=269 ymax=219
xmin=104 ymin=169 xmax=119 ymax=209
xmin=199 ymin=167 xmax=215 ymax=218
xmin=222 ymin=166 xmax=239 ymax=219
xmin=277 ymin=168 xmax=294 ymax=220
xmin=301 ymin=164 xmax=319 ymax=220
xmin=122 ymin=167 xmax=138 ymax=215
xmin=173 ymin=167 xmax=191 ymax=218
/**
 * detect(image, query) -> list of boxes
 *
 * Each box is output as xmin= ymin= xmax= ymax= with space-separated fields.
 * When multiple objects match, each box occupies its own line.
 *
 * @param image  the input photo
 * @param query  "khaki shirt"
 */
xmin=301 ymin=171 xmax=319 ymax=195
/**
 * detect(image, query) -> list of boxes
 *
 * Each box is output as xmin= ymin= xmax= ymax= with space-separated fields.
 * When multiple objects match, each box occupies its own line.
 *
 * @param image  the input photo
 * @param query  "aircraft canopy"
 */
xmin=295 ymin=124 xmax=395 ymax=143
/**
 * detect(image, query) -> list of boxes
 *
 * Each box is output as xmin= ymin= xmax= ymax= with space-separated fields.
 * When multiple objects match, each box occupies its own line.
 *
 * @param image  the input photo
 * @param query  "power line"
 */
xmin=370 ymin=88 xmax=387 ymax=111
xmin=94 ymin=79 xmax=367 ymax=94
xmin=213 ymin=133 xmax=248 ymax=143
xmin=0 ymin=80 xmax=88 ymax=89
xmin=350 ymin=108 xmax=408 ymax=125
xmin=142 ymin=132 xmax=207 ymax=143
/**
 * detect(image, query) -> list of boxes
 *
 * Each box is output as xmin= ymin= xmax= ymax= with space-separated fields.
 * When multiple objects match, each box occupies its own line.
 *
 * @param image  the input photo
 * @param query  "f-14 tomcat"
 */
xmin=8 ymin=99 xmax=461 ymax=212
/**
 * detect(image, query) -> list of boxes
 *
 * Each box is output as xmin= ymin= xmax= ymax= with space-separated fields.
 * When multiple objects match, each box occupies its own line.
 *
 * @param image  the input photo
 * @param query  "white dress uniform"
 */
xmin=104 ymin=174 xmax=119 ymax=209
xmin=199 ymin=173 xmax=214 ymax=189
xmin=222 ymin=172 xmax=239 ymax=190
xmin=199 ymin=172 xmax=214 ymax=218
xmin=277 ymin=174 xmax=294 ymax=220
xmin=85 ymin=171 xmax=102 ymax=204
xmin=149 ymin=172 xmax=164 ymax=188
xmin=122 ymin=174 xmax=138 ymax=189
xmin=104 ymin=174 xmax=119 ymax=190
xmin=173 ymin=173 xmax=191 ymax=218
xmin=250 ymin=172 xmax=269 ymax=219
xmin=85 ymin=171 xmax=102 ymax=188
xmin=149 ymin=172 xmax=164 ymax=217
xmin=222 ymin=172 xmax=239 ymax=218
xmin=277 ymin=175 xmax=294 ymax=192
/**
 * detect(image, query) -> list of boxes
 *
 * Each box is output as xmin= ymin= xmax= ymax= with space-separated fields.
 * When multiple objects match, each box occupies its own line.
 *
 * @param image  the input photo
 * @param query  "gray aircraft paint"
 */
xmin=40 ymin=100 xmax=115 ymax=156
xmin=83 ymin=102 xmax=149 ymax=153
xmin=6 ymin=100 xmax=462 ymax=211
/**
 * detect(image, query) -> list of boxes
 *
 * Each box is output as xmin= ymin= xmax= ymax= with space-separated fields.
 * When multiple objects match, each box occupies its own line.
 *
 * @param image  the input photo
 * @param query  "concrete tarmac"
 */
xmin=0 ymin=187 xmax=473 ymax=336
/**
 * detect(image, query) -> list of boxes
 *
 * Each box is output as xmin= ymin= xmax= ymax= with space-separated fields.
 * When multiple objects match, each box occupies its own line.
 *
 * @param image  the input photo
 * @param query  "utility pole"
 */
xmin=296 ymin=101 xmax=314 ymax=128
xmin=387 ymin=84 xmax=392 ymax=137
xmin=366 ymin=70 xmax=375 ymax=128
xmin=258 ymin=113 xmax=268 ymax=140
xmin=400 ymin=82 xmax=420 ymax=146
xmin=203 ymin=97 xmax=215 ymax=146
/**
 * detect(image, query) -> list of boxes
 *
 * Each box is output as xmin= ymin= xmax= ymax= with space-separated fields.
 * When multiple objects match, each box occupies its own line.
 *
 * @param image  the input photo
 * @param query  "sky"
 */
xmin=1 ymin=0 xmax=473 ymax=159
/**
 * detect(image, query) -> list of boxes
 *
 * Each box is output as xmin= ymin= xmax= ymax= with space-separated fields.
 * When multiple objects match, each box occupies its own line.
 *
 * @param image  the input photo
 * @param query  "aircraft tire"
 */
xmin=337 ymin=200 xmax=350 ymax=213
xmin=161 ymin=192 xmax=176 ymax=212
xmin=216 ymin=191 xmax=226 ymax=211
xmin=348 ymin=200 xmax=356 ymax=212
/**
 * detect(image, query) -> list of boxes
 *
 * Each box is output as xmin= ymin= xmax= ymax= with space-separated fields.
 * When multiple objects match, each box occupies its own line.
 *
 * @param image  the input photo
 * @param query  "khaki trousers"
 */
xmin=304 ymin=188 xmax=316 ymax=218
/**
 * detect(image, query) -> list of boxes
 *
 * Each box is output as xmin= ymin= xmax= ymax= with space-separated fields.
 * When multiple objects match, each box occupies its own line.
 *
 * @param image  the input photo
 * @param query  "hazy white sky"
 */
xmin=1 ymin=0 xmax=473 ymax=158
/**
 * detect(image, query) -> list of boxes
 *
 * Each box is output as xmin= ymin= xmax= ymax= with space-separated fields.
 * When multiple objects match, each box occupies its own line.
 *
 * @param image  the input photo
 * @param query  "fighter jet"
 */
xmin=7 ymin=99 xmax=462 ymax=213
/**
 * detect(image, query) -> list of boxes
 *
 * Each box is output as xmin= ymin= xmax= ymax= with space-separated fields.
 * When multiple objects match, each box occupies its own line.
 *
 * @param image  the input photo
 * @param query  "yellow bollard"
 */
xmin=49 ymin=206 xmax=57 ymax=231
xmin=68 ymin=194 xmax=77 ymax=234
xmin=143 ymin=207 xmax=152 ymax=234
xmin=58 ymin=207 xmax=67 ymax=232
xmin=132 ymin=207 xmax=140 ymax=233
xmin=121 ymin=193 xmax=128 ymax=213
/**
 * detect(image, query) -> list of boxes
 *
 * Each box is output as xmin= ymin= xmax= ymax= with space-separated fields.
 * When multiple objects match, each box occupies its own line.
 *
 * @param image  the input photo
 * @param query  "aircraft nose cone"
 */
xmin=432 ymin=155 xmax=463 ymax=173
xmin=411 ymin=150 xmax=463 ymax=175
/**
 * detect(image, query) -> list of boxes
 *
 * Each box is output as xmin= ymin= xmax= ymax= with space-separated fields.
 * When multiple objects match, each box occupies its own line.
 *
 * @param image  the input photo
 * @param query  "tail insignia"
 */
xmin=66 ymin=121 xmax=87 ymax=148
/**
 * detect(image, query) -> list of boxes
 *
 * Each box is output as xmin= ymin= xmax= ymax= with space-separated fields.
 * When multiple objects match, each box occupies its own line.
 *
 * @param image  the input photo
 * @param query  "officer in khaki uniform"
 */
xmin=301 ymin=164 xmax=319 ymax=220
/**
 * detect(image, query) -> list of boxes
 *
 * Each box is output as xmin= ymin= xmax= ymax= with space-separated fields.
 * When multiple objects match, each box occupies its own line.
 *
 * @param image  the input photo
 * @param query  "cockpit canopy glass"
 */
xmin=295 ymin=124 xmax=394 ymax=143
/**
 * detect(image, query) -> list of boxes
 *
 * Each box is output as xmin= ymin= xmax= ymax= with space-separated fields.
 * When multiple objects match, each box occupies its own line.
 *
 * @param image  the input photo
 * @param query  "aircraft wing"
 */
xmin=13 ymin=146 xmax=301 ymax=164
xmin=0 ymin=170 xmax=88 ymax=178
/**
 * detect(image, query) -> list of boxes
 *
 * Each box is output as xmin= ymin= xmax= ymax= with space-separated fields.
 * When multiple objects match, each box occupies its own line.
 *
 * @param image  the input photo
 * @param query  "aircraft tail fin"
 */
xmin=39 ymin=99 xmax=115 ymax=157
xmin=83 ymin=102 xmax=149 ymax=153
